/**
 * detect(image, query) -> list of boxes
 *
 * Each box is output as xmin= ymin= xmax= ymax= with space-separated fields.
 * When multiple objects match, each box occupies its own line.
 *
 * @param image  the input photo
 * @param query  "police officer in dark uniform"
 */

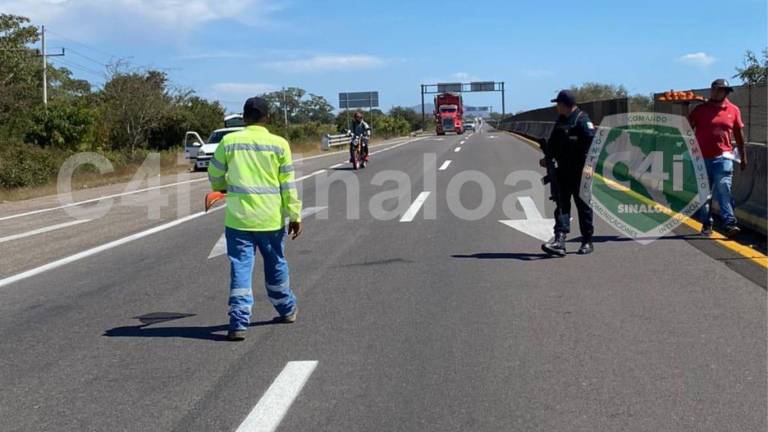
xmin=540 ymin=90 xmax=596 ymax=256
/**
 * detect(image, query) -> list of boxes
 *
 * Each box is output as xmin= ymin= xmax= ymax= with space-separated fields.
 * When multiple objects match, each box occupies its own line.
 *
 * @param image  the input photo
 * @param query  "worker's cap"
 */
xmin=710 ymin=78 xmax=734 ymax=93
xmin=243 ymin=96 xmax=270 ymax=119
xmin=551 ymin=89 xmax=576 ymax=107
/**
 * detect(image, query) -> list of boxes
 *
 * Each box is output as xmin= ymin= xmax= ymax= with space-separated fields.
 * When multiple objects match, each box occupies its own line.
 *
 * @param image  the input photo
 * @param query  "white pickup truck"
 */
xmin=184 ymin=115 xmax=245 ymax=171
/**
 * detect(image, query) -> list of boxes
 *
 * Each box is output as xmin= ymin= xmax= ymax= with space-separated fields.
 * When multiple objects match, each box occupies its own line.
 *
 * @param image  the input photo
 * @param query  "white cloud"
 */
xmin=452 ymin=72 xmax=476 ymax=81
xmin=263 ymin=55 xmax=385 ymax=73
xmin=0 ymin=0 xmax=282 ymax=38
xmin=678 ymin=52 xmax=716 ymax=67
xmin=211 ymin=82 xmax=277 ymax=97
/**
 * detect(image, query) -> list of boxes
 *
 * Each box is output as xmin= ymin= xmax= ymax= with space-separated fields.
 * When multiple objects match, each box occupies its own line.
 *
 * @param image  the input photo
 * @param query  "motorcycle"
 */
xmin=351 ymin=135 xmax=366 ymax=170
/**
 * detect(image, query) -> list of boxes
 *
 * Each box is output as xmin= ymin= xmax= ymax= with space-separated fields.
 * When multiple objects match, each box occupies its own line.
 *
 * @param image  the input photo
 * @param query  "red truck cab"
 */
xmin=434 ymin=93 xmax=464 ymax=135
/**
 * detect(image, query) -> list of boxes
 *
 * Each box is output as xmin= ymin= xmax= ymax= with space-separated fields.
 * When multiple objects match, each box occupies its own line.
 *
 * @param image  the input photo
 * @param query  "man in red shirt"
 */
xmin=688 ymin=79 xmax=748 ymax=237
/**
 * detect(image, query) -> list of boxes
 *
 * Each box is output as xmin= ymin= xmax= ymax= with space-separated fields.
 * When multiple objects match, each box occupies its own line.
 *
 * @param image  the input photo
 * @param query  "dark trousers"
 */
xmin=553 ymin=174 xmax=594 ymax=240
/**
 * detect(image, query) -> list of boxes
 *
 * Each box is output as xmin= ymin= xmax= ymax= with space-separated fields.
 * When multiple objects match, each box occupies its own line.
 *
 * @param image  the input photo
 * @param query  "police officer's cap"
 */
xmin=551 ymin=90 xmax=576 ymax=107
xmin=244 ymin=97 xmax=270 ymax=120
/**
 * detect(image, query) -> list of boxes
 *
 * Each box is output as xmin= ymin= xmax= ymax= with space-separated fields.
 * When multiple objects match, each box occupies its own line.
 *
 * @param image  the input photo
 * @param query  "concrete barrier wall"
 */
xmin=497 ymin=110 xmax=767 ymax=235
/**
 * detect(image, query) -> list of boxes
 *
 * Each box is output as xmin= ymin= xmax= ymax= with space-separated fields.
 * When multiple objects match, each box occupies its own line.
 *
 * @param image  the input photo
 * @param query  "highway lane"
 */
xmin=0 ymin=127 xmax=764 ymax=431
xmin=0 ymin=135 xmax=417 ymax=278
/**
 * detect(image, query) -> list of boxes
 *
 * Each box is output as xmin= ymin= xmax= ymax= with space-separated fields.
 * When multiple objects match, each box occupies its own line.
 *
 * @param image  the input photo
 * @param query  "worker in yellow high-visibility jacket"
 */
xmin=208 ymin=96 xmax=303 ymax=342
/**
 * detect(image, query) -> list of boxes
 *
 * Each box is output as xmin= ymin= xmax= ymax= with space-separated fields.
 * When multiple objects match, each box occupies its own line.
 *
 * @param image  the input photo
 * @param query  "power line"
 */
xmin=54 ymin=58 xmax=105 ymax=79
xmin=69 ymin=48 xmax=108 ymax=67
xmin=44 ymin=28 xmax=118 ymax=61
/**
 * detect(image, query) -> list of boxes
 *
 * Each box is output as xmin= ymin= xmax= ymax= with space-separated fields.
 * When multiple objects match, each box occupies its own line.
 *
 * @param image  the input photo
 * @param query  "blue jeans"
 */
xmin=226 ymin=227 xmax=296 ymax=331
xmin=698 ymin=156 xmax=737 ymax=227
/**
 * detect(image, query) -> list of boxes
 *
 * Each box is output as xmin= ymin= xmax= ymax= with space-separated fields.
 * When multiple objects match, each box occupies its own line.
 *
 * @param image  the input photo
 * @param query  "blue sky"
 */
xmin=4 ymin=0 xmax=766 ymax=114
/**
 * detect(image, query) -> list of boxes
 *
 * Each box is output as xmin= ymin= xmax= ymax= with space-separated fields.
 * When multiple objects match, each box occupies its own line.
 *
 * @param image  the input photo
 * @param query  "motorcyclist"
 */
xmin=349 ymin=111 xmax=371 ymax=165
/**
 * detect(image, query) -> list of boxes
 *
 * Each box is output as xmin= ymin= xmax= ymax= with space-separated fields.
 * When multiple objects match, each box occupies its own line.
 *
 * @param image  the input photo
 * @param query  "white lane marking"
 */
xmin=460 ymin=140 xmax=466 ymax=145
xmin=295 ymin=170 xmax=326 ymax=182
xmin=498 ymin=196 xmax=555 ymax=242
xmin=0 ymin=206 xmax=224 ymax=289
xmin=518 ymin=196 xmax=544 ymax=219
xmin=454 ymin=147 xmax=462 ymax=153
xmin=208 ymin=207 xmax=327 ymax=259
xmin=0 ymin=137 xmax=434 ymax=288
xmin=0 ymin=137 xmax=430 ymax=223
xmin=235 ymin=361 xmax=318 ymax=432
xmin=0 ymin=219 xmax=92 ymax=244
xmin=0 ymin=178 xmax=209 ymax=222
xmin=208 ymin=234 xmax=227 ymax=260
xmin=329 ymin=163 xmax=344 ymax=169
xmin=399 ymin=191 xmax=431 ymax=223
xmin=438 ymin=160 xmax=452 ymax=171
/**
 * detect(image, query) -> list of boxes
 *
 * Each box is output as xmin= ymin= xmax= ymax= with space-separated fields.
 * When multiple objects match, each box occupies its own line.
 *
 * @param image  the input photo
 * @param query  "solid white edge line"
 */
xmin=0 ymin=206 xmax=224 ymax=289
xmin=399 ymin=191 xmax=431 ymax=223
xmin=0 ymin=136 xmax=431 ymax=222
xmin=0 ymin=177 xmax=209 ymax=222
xmin=438 ymin=160 xmax=452 ymax=171
xmin=0 ymin=135 xmax=432 ymax=288
xmin=0 ymin=219 xmax=92 ymax=244
xmin=235 ymin=361 xmax=318 ymax=432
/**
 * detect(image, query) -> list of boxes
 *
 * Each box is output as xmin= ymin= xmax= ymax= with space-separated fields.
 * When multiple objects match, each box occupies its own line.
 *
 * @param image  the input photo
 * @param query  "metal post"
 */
xmin=421 ymin=85 xmax=426 ymax=124
xmin=747 ymin=85 xmax=752 ymax=142
xmin=41 ymin=25 xmax=47 ymax=107
xmin=282 ymin=87 xmax=288 ymax=128
xmin=501 ymin=82 xmax=505 ymax=117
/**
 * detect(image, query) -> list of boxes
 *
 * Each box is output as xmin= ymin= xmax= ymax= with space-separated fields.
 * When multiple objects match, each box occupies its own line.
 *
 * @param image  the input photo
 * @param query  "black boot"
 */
xmin=542 ymin=233 xmax=567 ymax=257
xmin=578 ymin=241 xmax=594 ymax=255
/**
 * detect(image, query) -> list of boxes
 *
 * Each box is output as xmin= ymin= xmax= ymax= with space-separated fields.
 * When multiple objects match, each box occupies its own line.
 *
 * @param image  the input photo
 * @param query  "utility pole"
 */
xmin=42 ymin=25 xmax=47 ymax=107
xmin=38 ymin=25 xmax=65 ymax=108
xmin=282 ymin=87 xmax=289 ymax=128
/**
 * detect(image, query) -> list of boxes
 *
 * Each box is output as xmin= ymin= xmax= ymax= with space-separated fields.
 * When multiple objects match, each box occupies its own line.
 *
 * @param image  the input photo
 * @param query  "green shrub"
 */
xmin=24 ymin=104 xmax=94 ymax=151
xmin=0 ymin=141 xmax=66 ymax=188
xmin=376 ymin=115 xmax=410 ymax=138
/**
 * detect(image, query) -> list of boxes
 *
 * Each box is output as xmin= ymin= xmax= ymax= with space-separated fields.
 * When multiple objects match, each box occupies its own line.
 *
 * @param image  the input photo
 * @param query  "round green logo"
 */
xmin=580 ymin=113 xmax=709 ymax=243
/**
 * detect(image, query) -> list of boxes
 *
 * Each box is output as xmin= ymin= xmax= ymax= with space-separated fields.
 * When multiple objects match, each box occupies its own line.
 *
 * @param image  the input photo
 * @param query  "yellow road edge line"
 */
xmin=506 ymin=131 xmax=768 ymax=268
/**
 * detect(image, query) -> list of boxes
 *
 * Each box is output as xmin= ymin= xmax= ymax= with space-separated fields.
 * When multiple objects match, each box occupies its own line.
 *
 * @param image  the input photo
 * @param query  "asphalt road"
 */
xmin=0 ymin=127 xmax=765 ymax=432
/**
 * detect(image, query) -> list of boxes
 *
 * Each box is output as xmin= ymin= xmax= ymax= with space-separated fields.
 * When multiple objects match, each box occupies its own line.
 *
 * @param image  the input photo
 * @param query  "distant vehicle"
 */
xmin=463 ymin=122 xmax=475 ymax=131
xmin=434 ymin=93 xmax=464 ymax=135
xmin=184 ymin=114 xmax=245 ymax=171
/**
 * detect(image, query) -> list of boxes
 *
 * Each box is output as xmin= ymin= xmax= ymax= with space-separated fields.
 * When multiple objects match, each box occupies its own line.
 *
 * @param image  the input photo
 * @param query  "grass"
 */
xmin=0 ymin=135 xmax=407 ymax=203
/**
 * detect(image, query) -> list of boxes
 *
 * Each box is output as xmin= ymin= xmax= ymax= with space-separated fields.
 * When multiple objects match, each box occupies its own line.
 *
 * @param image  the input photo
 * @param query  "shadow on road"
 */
xmin=452 ymin=253 xmax=555 ymax=261
xmin=576 ymin=235 xmax=693 ymax=243
xmin=103 ymin=312 xmax=281 ymax=342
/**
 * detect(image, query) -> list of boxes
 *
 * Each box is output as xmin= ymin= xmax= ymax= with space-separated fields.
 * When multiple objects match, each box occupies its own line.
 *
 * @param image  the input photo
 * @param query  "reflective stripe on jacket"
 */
xmin=208 ymin=125 xmax=302 ymax=231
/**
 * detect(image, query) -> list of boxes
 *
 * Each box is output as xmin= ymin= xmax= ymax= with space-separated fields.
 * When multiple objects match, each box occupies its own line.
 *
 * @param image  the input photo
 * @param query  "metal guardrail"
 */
xmin=321 ymin=133 xmax=352 ymax=151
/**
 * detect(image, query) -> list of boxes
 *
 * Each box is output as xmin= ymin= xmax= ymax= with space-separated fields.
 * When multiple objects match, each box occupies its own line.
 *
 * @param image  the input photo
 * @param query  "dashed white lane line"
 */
xmin=235 ymin=361 xmax=318 ymax=432
xmin=438 ymin=160 xmax=452 ymax=171
xmin=329 ymin=163 xmax=344 ymax=169
xmin=0 ymin=136 xmax=429 ymax=223
xmin=399 ymin=191 xmax=431 ymax=223
xmin=0 ymin=219 xmax=92 ymax=244
xmin=454 ymin=147 xmax=462 ymax=153
xmin=295 ymin=170 xmax=326 ymax=182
